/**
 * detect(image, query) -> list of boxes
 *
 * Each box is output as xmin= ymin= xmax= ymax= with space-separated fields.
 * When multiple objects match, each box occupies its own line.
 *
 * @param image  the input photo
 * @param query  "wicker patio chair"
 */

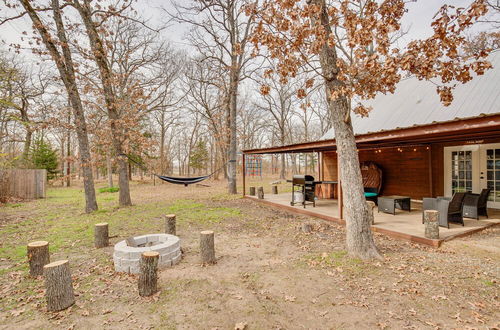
xmin=422 ymin=193 xmax=466 ymax=228
xmin=462 ymin=188 xmax=490 ymax=220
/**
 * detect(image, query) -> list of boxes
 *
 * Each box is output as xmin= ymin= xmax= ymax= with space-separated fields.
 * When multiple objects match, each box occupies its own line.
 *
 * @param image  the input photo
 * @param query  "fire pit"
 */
xmin=113 ymin=234 xmax=181 ymax=274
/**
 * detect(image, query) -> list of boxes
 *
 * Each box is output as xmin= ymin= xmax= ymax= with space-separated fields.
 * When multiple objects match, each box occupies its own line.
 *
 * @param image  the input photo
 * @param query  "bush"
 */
xmin=29 ymin=137 xmax=59 ymax=179
xmin=98 ymin=187 xmax=120 ymax=193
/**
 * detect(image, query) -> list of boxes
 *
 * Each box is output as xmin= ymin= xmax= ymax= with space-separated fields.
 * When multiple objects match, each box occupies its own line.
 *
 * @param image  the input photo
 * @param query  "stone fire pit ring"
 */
xmin=113 ymin=233 xmax=181 ymax=274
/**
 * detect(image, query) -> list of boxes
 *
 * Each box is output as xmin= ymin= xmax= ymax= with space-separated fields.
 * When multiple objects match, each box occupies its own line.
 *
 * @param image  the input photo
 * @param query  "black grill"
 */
xmin=291 ymin=175 xmax=316 ymax=208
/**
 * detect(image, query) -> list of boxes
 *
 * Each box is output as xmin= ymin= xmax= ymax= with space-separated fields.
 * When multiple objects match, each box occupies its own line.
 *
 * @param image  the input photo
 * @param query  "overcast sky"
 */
xmin=0 ymin=0 xmax=492 ymax=60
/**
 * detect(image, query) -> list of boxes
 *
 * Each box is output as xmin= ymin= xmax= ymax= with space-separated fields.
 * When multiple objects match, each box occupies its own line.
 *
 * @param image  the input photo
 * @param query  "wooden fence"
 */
xmin=0 ymin=169 xmax=47 ymax=200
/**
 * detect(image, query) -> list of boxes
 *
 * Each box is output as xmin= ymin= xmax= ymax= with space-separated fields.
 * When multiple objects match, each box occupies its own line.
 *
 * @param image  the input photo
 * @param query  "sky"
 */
xmin=0 ymin=0 xmax=490 ymax=58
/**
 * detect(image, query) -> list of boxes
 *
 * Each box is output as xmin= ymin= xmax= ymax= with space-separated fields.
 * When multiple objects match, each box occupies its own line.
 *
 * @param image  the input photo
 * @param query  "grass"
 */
xmin=0 ymin=187 xmax=241 ymax=271
xmin=98 ymin=187 xmax=120 ymax=193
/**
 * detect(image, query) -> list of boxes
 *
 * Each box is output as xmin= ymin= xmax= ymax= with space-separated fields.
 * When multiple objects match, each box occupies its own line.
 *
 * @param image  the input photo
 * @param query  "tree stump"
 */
xmin=424 ymin=210 xmax=439 ymax=239
xmin=27 ymin=241 xmax=50 ymax=277
xmin=43 ymin=260 xmax=75 ymax=312
xmin=138 ymin=251 xmax=159 ymax=297
xmin=272 ymin=185 xmax=278 ymax=194
xmin=200 ymin=231 xmax=216 ymax=264
xmin=165 ymin=214 xmax=176 ymax=235
xmin=94 ymin=223 xmax=109 ymax=248
xmin=257 ymin=187 xmax=264 ymax=199
xmin=366 ymin=201 xmax=376 ymax=225
xmin=249 ymin=186 xmax=256 ymax=196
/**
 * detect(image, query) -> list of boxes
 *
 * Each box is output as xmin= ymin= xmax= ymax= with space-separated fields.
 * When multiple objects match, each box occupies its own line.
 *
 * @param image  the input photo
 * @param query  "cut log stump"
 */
xmin=43 ymin=260 xmax=75 ymax=312
xmin=257 ymin=187 xmax=264 ymax=199
xmin=165 ymin=214 xmax=176 ymax=235
xmin=200 ymin=231 xmax=216 ymax=264
xmin=424 ymin=210 xmax=439 ymax=239
xmin=366 ymin=201 xmax=376 ymax=225
xmin=94 ymin=223 xmax=109 ymax=248
xmin=249 ymin=186 xmax=256 ymax=196
xmin=272 ymin=186 xmax=278 ymax=194
xmin=138 ymin=251 xmax=159 ymax=297
xmin=27 ymin=241 xmax=50 ymax=277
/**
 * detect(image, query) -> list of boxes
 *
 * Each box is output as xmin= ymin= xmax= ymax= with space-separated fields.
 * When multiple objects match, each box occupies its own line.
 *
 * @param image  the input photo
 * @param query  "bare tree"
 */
xmin=5 ymin=0 xmax=98 ymax=212
xmin=168 ymin=0 xmax=257 ymax=194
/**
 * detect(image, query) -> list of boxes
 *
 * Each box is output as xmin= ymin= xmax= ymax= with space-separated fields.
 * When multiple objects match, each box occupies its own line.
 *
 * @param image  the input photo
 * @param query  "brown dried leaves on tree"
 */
xmin=249 ymin=0 xmax=493 ymax=111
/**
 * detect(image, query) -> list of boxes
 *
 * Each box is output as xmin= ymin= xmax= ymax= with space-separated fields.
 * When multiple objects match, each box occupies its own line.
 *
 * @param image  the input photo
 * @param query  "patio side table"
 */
xmin=377 ymin=196 xmax=411 ymax=215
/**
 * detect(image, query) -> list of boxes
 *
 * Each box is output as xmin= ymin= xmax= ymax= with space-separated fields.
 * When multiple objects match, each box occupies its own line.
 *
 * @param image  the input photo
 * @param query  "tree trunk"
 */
xmin=312 ymin=0 xmax=380 ymax=259
xmin=138 ymin=251 xmax=159 ymax=297
xmin=200 ymin=231 xmax=216 ymax=264
xmin=272 ymin=186 xmax=278 ymax=194
xmin=20 ymin=0 xmax=97 ymax=213
xmin=73 ymin=1 xmax=132 ymax=207
xmin=249 ymin=186 xmax=256 ymax=196
xmin=43 ymin=260 xmax=75 ymax=312
xmin=94 ymin=223 xmax=109 ymax=248
xmin=227 ymin=64 xmax=238 ymax=194
xmin=27 ymin=241 xmax=50 ymax=276
xmin=106 ymin=150 xmax=113 ymax=188
xmin=280 ymin=154 xmax=286 ymax=179
xmin=165 ymin=214 xmax=176 ymax=235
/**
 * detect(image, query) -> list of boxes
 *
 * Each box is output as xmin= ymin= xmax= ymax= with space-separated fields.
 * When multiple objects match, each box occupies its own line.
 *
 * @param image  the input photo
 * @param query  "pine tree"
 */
xmin=189 ymin=140 xmax=209 ymax=174
xmin=30 ymin=137 xmax=59 ymax=179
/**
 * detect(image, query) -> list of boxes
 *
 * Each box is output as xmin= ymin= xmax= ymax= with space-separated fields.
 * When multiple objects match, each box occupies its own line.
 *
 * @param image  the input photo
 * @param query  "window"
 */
xmin=451 ymin=150 xmax=472 ymax=194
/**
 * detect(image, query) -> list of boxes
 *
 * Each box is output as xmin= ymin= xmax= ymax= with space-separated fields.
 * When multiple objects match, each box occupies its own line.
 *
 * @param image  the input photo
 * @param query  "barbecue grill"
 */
xmin=291 ymin=175 xmax=316 ymax=208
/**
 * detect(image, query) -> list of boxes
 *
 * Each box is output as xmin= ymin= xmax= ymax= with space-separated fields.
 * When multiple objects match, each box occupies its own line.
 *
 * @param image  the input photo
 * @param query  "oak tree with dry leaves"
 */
xmin=249 ymin=0 xmax=493 ymax=259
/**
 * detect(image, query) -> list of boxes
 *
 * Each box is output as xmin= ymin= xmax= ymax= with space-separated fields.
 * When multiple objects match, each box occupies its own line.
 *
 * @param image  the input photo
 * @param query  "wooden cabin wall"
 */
xmin=321 ymin=146 xmax=445 ymax=200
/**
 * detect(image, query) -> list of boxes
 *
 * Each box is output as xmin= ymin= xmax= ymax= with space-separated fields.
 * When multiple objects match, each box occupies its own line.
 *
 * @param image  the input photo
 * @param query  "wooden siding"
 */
xmin=322 ymin=147 xmax=441 ymax=200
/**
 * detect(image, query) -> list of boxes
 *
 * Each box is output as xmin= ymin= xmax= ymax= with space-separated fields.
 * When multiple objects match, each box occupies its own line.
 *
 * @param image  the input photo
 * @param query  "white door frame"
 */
xmin=443 ymin=145 xmax=480 ymax=197
xmin=444 ymin=143 xmax=500 ymax=209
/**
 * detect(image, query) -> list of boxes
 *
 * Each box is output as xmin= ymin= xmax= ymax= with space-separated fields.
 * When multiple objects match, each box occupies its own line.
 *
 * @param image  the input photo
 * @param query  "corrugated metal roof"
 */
xmin=320 ymin=51 xmax=500 ymax=140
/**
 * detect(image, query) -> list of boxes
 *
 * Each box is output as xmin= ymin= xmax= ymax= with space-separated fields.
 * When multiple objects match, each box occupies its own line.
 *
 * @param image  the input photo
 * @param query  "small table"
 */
xmin=378 ymin=196 xmax=411 ymax=215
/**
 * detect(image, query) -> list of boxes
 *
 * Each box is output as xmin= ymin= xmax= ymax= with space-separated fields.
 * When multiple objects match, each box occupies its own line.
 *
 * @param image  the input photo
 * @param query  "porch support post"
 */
xmin=428 ymin=145 xmax=433 ymax=197
xmin=337 ymin=152 xmax=343 ymax=220
xmin=317 ymin=152 xmax=321 ymax=178
xmin=242 ymin=153 xmax=246 ymax=197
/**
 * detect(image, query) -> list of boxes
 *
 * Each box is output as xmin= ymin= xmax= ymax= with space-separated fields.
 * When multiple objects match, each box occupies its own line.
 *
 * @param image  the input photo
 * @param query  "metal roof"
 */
xmin=320 ymin=51 xmax=500 ymax=140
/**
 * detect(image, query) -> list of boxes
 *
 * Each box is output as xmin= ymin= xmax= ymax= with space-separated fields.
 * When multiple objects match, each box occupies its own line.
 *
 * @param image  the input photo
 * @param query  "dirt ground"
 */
xmin=0 ymin=178 xmax=499 ymax=329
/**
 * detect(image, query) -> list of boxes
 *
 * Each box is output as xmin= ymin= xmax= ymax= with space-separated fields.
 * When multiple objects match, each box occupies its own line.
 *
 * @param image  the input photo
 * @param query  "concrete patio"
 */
xmin=245 ymin=192 xmax=500 ymax=247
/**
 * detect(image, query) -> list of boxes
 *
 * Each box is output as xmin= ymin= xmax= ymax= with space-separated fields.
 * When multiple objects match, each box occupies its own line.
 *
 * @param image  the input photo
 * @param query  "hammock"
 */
xmin=120 ymin=153 xmax=234 ymax=187
xmin=156 ymin=174 xmax=210 ymax=187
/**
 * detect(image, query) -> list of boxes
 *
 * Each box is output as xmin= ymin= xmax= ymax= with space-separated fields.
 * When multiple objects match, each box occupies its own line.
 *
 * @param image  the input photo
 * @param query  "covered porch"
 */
xmin=245 ymin=192 xmax=500 ymax=247
xmin=242 ymin=115 xmax=500 ymax=247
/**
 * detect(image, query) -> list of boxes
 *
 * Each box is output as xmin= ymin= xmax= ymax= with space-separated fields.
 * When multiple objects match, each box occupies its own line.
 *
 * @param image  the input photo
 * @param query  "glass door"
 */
xmin=481 ymin=145 xmax=500 ymax=209
xmin=451 ymin=150 xmax=473 ymax=194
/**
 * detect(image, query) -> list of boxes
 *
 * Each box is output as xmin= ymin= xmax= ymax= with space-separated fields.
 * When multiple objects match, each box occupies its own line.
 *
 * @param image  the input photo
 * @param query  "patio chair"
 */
xmin=462 ymin=188 xmax=490 ymax=220
xmin=422 ymin=192 xmax=466 ymax=228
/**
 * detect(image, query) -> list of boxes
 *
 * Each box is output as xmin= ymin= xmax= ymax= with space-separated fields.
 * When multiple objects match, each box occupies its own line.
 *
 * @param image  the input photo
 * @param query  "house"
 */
xmin=242 ymin=51 xmax=500 ymax=246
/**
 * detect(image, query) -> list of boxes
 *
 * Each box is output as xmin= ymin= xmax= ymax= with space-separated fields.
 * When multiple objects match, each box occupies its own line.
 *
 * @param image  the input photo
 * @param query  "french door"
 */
xmin=444 ymin=143 xmax=500 ymax=209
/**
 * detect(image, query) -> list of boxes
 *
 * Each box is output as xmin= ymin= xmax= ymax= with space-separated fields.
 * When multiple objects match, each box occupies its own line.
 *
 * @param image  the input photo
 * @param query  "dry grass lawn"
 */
xmin=0 ymin=177 xmax=499 ymax=329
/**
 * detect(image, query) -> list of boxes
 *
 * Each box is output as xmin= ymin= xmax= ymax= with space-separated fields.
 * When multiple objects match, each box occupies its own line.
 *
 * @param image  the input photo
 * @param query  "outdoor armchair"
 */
xmin=422 ymin=192 xmax=466 ymax=228
xmin=462 ymin=188 xmax=490 ymax=219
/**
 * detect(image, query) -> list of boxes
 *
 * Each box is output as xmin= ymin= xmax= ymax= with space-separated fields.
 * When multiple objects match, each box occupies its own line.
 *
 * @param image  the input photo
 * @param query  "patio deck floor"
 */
xmin=246 ymin=192 xmax=500 ymax=247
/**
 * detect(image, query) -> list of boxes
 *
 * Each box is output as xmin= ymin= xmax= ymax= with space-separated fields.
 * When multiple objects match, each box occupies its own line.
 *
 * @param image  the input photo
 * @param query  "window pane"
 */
xmin=496 ymin=171 xmax=500 ymax=180
xmin=487 ymin=181 xmax=494 ymax=189
xmin=487 ymin=160 xmax=494 ymax=169
xmin=465 ymin=151 xmax=472 ymax=160
xmin=459 ymin=151 xmax=464 ymax=160
xmin=487 ymin=149 xmax=494 ymax=159
xmin=495 ymin=149 xmax=500 ymax=157
xmin=487 ymin=171 xmax=494 ymax=180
